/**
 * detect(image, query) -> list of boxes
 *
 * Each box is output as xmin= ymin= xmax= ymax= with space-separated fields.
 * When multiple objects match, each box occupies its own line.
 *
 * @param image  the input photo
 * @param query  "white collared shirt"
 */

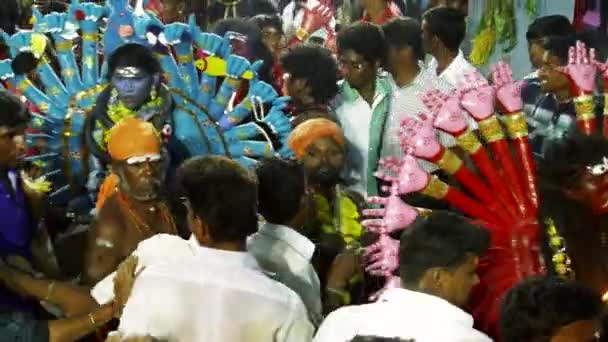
xmin=313 ymin=287 xmax=492 ymax=342
xmin=334 ymin=76 xmax=390 ymax=196
xmin=248 ymin=223 xmax=322 ymax=326
xmin=107 ymin=235 xmax=314 ymax=342
xmin=427 ymin=50 xmax=480 ymax=132
xmin=428 ymin=50 xmax=478 ymax=88
xmin=384 ymin=65 xmax=456 ymax=173
xmin=91 ymin=234 xmax=198 ymax=305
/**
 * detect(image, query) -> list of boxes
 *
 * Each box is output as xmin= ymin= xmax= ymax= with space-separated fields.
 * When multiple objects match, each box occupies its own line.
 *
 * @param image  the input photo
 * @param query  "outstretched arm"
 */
xmin=0 ymin=261 xmax=97 ymax=317
xmin=47 ymin=303 xmax=114 ymax=342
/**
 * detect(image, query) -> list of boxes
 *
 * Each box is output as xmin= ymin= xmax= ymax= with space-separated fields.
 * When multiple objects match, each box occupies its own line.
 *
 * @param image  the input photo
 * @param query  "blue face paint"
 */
xmin=111 ymin=67 xmax=155 ymax=110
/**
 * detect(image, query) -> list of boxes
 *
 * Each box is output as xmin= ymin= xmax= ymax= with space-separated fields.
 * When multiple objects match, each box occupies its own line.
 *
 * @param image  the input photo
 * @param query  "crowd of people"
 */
xmin=0 ymin=0 xmax=608 ymax=341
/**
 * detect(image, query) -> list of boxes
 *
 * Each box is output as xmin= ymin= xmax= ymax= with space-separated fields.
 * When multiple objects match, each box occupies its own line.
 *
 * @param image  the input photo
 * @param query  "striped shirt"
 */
xmin=381 ymin=65 xmax=458 ymax=173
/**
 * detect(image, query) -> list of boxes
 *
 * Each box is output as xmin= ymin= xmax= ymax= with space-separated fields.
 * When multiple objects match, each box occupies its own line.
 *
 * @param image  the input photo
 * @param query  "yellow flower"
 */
xmin=470 ymin=27 xmax=496 ymax=66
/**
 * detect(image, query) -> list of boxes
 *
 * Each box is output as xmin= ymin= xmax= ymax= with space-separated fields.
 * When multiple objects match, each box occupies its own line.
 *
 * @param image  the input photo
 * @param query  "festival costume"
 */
xmin=361 ymin=41 xmax=607 ymax=339
xmin=0 ymin=0 xmax=294 ymax=214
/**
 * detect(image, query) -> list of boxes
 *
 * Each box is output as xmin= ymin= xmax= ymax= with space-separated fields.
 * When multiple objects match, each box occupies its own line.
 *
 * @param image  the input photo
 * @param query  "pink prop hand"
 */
xmin=363 ymin=234 xmax=399 ymax=276
xmin=362 ymin=194 xmax=418 ymax=234
xmin=560 ymin=40 xmax=598 ymax=96
xmin=491 ymin=61 xmax=526 ymax=113
xmin=376 ymin=155 xmax=429 ymax=195
xmin=369 ymin=275 xmax=402 ymax=302
xmin=399 ymin=114 xmax=441 ymax=159
xmin=421 ymin=89 xmax=468 ymax=134
xmin=459 ymin=72 xmax=495 ymax=120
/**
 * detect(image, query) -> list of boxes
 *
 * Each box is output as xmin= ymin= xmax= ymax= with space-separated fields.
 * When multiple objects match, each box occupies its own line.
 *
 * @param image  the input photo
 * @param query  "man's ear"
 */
xmin=191 ymin=214 xmax=212 ymax=245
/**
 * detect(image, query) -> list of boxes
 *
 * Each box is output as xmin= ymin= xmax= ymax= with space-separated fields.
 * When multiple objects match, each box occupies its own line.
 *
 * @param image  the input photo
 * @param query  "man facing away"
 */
xmin=248 ymin=157 xmax=323 ymax=327
xmin=314 ymin=211 xmax=492 ymax=342
xmin=113 ymin=155 xmax=314 ymax=342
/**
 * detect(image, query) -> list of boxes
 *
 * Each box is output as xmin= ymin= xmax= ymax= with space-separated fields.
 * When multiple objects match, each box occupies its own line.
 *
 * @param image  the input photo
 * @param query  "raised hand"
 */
xmin=560 ymin=40 xmax=598 ymax=96
xmin=299 ymin=4 xmax=333 ymax=38
xmin=491 ymin=61 xmax=526 ymax=113
xmin=163 ymin=22 xmax=191 ymax=46
xmin=363 ymin=234 xmax=399 ymax=277
xmin=421 ymin=88 xmax=468 ymax=134
xmin=71 ymin=1 xmax=108 ymax=32
xmin=399 ymin=113 xmax=441 ymax=159
xmin=459 ymin=71 xmax=495 ymax=121
xmin=224 ymin=54 xmax=251 ymax=79
xmin=362 ymin=192 xmax=418 ymax=234
xmin=376 ymin=155 xmax=430 ymax=195
xmin=193 ymin=31 xmax=231 ymax=58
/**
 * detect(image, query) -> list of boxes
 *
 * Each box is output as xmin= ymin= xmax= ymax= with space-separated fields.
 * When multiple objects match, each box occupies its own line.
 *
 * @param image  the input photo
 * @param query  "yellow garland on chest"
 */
xmin=315 ymin=192 xmax=363 ymax=247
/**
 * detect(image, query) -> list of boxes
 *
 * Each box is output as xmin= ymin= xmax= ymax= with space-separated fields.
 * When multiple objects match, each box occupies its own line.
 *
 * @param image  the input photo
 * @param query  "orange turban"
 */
xmin=288 ymin=118 xmax=345 ymax=158
xmin=107 ymin=117 xmax=161 ymax=161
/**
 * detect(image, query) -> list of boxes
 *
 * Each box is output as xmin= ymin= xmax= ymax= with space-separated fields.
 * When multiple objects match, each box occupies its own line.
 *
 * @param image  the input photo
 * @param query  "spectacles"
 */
xmin=338 ymin=58 xmax=364 ymax=71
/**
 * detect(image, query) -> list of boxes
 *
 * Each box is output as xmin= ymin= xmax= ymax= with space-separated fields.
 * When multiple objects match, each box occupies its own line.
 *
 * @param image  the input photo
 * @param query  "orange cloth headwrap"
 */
xmin=288 ymin=118 xmax=345 ymax=158
xmin=107 ymin=117 xmax=161 ymax=161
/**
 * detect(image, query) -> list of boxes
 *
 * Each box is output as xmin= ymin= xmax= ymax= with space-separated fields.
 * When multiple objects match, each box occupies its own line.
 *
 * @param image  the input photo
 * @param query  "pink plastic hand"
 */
xmin=491 ymin=61 xmax=526 ymax=113
xmin=362 ymin=194 xmax=418 ymax=234
xmin=369 ymin=275 xmax=402 ymax=301
xmin=376 ymin=156 xmax=429 ymax=195
xmin=300 ymin=4 xmax=333 ymax=35
xmin=399 ymin=114 xmax=441 ymax=159
xmin=421 ymin=89 xmax=468 ymax=134
xmin=363 ymin=234 xmax=399 ymax=276
xmin=560 ymin=40 xmax=598 ymax=96
xmin=459 ymin=72 xmax=495 ymax=120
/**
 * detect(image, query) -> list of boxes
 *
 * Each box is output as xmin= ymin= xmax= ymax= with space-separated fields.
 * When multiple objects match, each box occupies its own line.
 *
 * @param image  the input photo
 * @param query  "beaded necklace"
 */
xmin=117 ymin=191 xmax=177 ymax=237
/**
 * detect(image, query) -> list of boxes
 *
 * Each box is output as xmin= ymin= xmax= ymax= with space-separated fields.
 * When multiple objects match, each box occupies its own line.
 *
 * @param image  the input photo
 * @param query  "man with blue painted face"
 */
xmin=85 ymin=43 xmax=176 ymax=168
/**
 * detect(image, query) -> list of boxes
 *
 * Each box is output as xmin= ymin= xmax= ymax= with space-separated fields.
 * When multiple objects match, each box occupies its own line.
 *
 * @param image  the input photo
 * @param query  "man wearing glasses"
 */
xmin=333 ymin=22 xmax=392 ymax=198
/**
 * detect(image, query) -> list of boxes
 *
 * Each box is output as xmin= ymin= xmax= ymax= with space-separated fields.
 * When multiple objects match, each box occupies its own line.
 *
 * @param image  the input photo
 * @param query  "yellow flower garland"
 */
xmin=315 ymin=192 xmax=363 ymax=247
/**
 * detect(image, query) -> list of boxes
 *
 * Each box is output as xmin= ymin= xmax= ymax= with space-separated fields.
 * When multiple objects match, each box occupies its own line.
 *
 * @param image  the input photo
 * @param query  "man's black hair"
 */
xmin=255 ymin=157 xmax=305 ymax=224
xmin=382 ymin=17 xmax=424 ymax=61
xmin=526 ymin=15 xmax=575 ymax=42
xmin=178 ymin=155 xmax=258 ymax=242
xmin=107 ymin=43 xmax=161 ymax=77
xmin=0 ymin=91 xmax=31 ymax=128
xmin=539 ymin=133 xmax=608 ymax=190
xmin=250 ymin=14 xmax=283 ymax=33
xmin=213 ymin=18 xmax=274 ymax=84
xmin=280 ymin=45 xmax=339 ymax=105
xmin=337 ymin=22 xmax=387 ymax=64
xmin=399 ymin=211 xmax=490 ymax=285
xmin=0 ymin=0 xmax=21 ymax=35
xmin=422 ymin=6 xmax=466 ymax=53
xmin=500 ymin=277 xmax=602 ymax=342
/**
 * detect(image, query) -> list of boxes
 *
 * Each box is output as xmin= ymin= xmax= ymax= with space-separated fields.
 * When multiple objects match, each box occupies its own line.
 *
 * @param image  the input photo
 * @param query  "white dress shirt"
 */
xmin=103 ymin=235 xmax=314 ymax=342
xmin=428 ymin=50 xmax=480 ymax=131
xmin=384 ymin=65 xmax=456 ymax=173
xmin=248 ymin=223 xmax=323 ymax=326
xmin=334 ymin=76 xmax=390 ymax=196
xmin=91 ymin=234 xmax=197 ymax=305
xmin=314 ymin=287 xmax=492 ymax=342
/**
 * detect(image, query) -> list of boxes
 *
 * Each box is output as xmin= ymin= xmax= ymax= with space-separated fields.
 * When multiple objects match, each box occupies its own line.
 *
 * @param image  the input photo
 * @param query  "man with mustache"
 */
xmin=289 ymin=118 xmax=372 ymax=312
xmin=85 ymin=117 xmax=178 ymax=285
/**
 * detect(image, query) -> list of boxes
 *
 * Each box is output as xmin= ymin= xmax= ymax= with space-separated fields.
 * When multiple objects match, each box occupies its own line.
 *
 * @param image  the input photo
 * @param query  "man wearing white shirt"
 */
xmin=248 ymin=157 xmax=323 ymax=327
xmin=381 ymin=17 xmax=456 ymax=173
xmin=422 ymin=6 xmax=478 ymax=88
xmin=112 ymin=156 xmax=314 ymax=342
xmin=314 ymin=211 xmax=492 ymax=342
xmin=333 ymin=22 xmax=392 ymax=198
